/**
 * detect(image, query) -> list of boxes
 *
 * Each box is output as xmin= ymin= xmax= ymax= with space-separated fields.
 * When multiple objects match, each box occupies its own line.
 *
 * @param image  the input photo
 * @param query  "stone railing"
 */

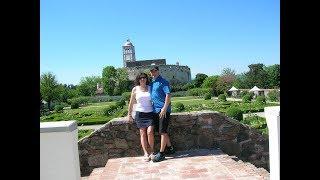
xmin=78 ymin=110 xmax=269 ymax=176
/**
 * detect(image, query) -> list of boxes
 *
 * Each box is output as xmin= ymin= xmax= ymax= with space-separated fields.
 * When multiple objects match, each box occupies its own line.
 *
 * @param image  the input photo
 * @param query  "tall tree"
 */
xmin=201 ymin=75 xmax=219 ymax=95
xmin=77 ymin=76 xmax=101 ymax=96
xmin=216 ymin=68 xmax=236 ymax=94
xmin=40 ymin=72 xmax=59 ymax=110
xmin=114 ymin=68 xmax=131 ymax=95
xmin=102 ymin=66 xmax=117 ymax=95
xmin=232 ymin=73 xmax=248 ymax=89
xmin=245 ymin=63 xmax=269 ymax=88
xmin=265 ymin=64 xmax=280 ymax=88
xmin=194 ymin=73 xmax=208 ymax=88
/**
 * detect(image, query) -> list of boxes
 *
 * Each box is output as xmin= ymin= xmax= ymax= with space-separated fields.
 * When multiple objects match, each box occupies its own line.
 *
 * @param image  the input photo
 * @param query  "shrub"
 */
xmin=116 ymin=99 xmax=126 ymax=108
xmin=68 ymin=96 xmax=90 ymax=106
xmin=171 ymin=91 xmax=187 ymax=97
xmin=226 ymin=107 xmax=243 ymax=121
xmin=240 ymin=90 xmax=249 ymax=98
xmin=118 ymin=108 xmax=128 ymax=117
xmin=218 ymin=94 xmax=227 ymax=102
xmin=255 ymin=95 xmax=266 ymax=104
xmin=121 ymin=92 xmax=131 ymax=101
xmin=242 ymin=94 xmax=252 ymax=103
xmin=204 ymin=93 xmax=212 ymax=100
xmin=103 ymin=105 xmax=118 ymax=116
xmin=54 ymin=105 xmax=64 ymax=113
xmin=175 ymin=102 xmax=185 ymax=112
xmin=186 ymin=88 xmax=212 ymax=97
xmin=242 ymin=115 xmax=268 ymax=135
xmin=267 ymin=90 xmax=280 ymax=102
xmin=71 ymin=101 xmax=80 ymax=109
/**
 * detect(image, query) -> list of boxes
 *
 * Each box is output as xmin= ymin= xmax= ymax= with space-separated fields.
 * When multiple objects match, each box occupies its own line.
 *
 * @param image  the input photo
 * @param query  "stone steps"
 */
xmin=82 ymin=149 xmax=269 ymax=180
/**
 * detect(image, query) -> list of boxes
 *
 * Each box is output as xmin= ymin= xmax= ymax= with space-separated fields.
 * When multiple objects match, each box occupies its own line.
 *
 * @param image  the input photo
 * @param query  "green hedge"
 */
xmin=171 ymin=91 xmax=187 ymax=97
xmin=121 ymin=92 xmax=131 ymax=101
xmin=267 ymin=90 xmax=280 ymax=102
xmin=204 ymin=93 xmax=212 ymax=100
xmin=174 ymin=102 xmax=185 ymax=112
xmin=218 ymin=94 xmax=227 ymax=102
xmin=186 ymin=88 xmax=212 ymax=97
xmin=226 ymin=107 xmax=243 ymax=121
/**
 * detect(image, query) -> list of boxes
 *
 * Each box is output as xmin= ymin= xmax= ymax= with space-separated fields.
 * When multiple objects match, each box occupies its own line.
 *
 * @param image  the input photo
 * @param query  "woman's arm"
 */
xmin=127 ymin=87 xmax=136 ymax=121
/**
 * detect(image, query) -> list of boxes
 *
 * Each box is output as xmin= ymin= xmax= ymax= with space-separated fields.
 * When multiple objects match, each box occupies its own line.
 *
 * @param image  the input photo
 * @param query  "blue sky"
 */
xmin=40 ymin=0 xmax=279 ymax=85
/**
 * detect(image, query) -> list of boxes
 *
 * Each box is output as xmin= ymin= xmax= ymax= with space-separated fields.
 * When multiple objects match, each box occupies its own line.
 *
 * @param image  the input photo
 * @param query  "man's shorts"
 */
xmin=153 ymin=112 xmax=171 ymax=134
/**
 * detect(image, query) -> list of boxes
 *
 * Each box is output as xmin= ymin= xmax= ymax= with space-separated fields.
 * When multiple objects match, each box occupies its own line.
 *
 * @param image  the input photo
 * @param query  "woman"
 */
xmin=127 ymin=73 xmax=155 ymax=161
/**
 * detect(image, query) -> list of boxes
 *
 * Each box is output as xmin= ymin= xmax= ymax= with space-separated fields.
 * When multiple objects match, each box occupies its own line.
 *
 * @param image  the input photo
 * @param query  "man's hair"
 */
xmin=134 ymin=73 xmax=150 ymax=86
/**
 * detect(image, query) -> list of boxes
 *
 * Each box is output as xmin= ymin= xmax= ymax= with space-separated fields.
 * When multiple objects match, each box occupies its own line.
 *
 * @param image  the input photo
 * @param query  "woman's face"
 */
xmin=139 ymin=76 xmax=147 ymax=85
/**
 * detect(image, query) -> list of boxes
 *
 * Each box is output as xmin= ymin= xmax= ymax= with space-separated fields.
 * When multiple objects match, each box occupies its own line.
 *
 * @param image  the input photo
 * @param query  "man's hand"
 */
xmin=159 ymin=108 xmax=167 ymax=120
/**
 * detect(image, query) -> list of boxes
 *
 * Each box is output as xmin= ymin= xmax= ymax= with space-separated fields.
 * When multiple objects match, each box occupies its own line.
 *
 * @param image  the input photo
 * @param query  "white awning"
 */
xmin=249 ymin=86 xmax=261 ymax=92
xmin=228 ymin=86 xmax=238 ymax=91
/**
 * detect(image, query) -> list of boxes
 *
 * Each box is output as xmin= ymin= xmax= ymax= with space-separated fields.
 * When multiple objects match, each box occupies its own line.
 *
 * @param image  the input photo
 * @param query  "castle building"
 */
xmin=122 ymin=39 xmax=191 ymax=85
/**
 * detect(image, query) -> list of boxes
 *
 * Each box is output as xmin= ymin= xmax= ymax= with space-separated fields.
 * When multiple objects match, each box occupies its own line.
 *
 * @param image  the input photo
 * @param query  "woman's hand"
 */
xmin=128 ymin=114 xmax=134 ymax=123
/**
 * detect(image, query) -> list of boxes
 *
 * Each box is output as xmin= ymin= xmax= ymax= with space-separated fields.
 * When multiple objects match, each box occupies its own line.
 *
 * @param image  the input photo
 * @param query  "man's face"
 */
xmin=150 ymin=69 xmax=159 ymax=78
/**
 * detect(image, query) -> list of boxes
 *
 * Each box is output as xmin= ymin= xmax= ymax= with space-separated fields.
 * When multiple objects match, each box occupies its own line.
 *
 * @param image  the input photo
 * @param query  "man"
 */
xmin=149 ymin=65 xmax=175 ymax=162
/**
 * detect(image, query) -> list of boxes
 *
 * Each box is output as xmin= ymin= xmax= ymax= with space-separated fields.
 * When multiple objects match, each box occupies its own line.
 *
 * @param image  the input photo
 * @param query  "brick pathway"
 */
xmin=82 ymin=149 xmax=269 ymax=180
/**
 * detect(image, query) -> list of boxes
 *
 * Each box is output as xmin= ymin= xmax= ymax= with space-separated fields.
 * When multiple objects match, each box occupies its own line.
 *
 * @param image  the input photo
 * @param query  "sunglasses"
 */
xmin=139 ymin=77 xmax=147 ymax=80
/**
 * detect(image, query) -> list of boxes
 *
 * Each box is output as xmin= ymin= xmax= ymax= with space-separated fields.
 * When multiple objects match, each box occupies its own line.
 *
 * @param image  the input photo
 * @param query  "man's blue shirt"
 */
xmin=150 ymin=75 xmax=171 ymax=113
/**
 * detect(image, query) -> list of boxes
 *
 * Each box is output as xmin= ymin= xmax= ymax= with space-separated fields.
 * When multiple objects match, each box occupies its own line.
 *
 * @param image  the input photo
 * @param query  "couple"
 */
xmin=127 ymin=65 xmax=175 ymax=162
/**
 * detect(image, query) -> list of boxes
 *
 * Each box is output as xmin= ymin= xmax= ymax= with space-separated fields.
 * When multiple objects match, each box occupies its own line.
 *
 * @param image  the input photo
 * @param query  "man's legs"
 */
xmin=153 ymin=112 xmax=174 ymax=162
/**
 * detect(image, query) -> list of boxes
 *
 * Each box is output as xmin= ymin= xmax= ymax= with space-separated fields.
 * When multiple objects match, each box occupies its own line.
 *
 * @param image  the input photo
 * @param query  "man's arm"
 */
xmin=159 ymin=82 xmax=171 ymax=119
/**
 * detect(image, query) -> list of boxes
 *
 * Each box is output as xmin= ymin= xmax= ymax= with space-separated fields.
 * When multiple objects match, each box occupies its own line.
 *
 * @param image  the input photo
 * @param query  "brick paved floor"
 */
xmin=82 ymin=149 xmax=269 ymax=180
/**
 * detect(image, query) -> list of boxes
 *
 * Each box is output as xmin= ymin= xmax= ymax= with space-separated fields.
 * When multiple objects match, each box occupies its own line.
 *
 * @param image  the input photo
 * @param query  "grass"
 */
xmin=78 ymin=129 xmax=94 ymax=140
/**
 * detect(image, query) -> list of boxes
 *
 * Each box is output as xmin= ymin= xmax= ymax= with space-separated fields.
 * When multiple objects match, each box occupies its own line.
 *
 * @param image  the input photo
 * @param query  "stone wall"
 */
xmin=78 ymin=111 xmax=269 ymax=176
xmin=126 ymin=64 xmax=191 ymax=84
xmin=126 ymin=59 xmax=166 ymax=67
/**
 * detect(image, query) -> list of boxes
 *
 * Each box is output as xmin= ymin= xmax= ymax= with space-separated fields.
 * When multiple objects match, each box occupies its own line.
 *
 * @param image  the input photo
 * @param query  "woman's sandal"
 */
xmin=143 ymin=154 xmax=151 ymax=162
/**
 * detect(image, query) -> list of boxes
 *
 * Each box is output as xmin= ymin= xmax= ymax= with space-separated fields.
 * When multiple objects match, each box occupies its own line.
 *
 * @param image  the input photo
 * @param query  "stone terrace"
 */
xmin=81 ymin=149 xmax=269 ymax=180
xmin=78 ymin=111 xmax=270 ymax=178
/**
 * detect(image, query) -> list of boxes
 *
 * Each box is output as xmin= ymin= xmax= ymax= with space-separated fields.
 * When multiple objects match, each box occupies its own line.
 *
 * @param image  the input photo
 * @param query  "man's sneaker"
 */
xmin=152 ymin=152 xmax=165 ymax=162
xmin=149 ymin=152 xmax=157 ymax=161
xmin=164 ymin=146 xmax=175 ymax=155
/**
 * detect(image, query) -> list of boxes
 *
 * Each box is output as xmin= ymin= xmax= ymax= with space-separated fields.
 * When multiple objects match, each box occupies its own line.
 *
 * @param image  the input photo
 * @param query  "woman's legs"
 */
xmin=147 ymin=126 xmax=154 ymax=153
xmin=139 ymin=128 xmax=149 ymax=155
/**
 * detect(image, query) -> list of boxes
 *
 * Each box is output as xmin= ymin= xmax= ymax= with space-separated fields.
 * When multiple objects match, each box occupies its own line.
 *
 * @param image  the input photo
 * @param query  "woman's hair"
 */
xmin=134 ymin=72 xmax=150 ymax=86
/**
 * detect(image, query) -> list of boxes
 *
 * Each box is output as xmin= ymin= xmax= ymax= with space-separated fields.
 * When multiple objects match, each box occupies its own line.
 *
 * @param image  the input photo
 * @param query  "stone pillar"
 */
xmin=40 ymin=121 xmax=81 ymax=180
xmin=265 ymin=106 xmax=280 ymax=180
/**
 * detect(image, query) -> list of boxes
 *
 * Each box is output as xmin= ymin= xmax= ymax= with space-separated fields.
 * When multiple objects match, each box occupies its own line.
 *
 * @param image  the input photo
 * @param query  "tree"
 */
xmin=77 ymin=76 xmax=101 ymax=96
xmin=244 ymin=63 xmax=269 ymax=88
xmin=201 ymin=75 xmax=219 ymax=96
xmin=57 ymin=84 xmax=80 ymax=102
xmin=114 ymin=68 xmax=131 ymax=95
xmin=194 ymin=73 xmax=208 ymax=88
xmin=40 ymin=72 xmax=59 ymax=110
xmin=265 ymin=64 xmax=280 ymax=88
xmin=232 ymin=73 xmax=248 ymax=89
xmin=102 ymin=66 xmax=117 ymax=95
xmin=216 ymin=68 xmax=236 ymax=94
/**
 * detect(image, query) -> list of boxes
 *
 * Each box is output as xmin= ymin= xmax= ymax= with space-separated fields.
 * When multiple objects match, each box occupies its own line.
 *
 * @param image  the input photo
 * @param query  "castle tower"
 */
xmin=122 ymin=39 xmax=136 ymax=67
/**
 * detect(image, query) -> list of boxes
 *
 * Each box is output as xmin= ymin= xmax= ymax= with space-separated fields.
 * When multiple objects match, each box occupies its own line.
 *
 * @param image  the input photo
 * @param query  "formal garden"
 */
xmin=40 ymin=63 xmax=280 ymax=140
xmin=41 ymin=91 xmax=279 ymax=139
